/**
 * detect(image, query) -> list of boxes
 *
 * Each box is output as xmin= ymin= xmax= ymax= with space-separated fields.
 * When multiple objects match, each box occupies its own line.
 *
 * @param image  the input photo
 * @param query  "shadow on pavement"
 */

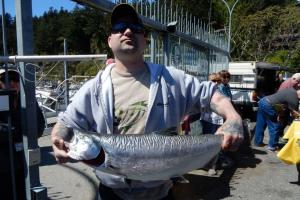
xmin=40 ymin=146 xmax=57 ymax=166
xmin=173 ymin=143 xmax=263 ymax=200
xmin=39 ymin=145 xmax=77 ymax=166
xmin=44 ymin=160 xmax=99 ymax=200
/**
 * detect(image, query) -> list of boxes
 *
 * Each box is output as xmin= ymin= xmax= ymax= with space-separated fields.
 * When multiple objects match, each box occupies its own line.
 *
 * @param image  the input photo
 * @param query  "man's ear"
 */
xmin=143 ymin=33 xmax=149 ymax=45
xmin=107 ymin=36 xmax=112 ymax=48
xmin=0 ymin=81 xmax=4 ymax=89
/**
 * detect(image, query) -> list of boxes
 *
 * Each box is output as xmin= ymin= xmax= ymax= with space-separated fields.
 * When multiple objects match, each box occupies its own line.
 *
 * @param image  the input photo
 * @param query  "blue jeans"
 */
xmin=254 ymin=98 xmax=281 ymax=148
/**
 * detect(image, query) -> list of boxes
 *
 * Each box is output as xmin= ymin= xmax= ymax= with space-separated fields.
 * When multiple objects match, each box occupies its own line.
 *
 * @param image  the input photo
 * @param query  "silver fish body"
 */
xmin=89 ymin=132 xmax=222 ymax=181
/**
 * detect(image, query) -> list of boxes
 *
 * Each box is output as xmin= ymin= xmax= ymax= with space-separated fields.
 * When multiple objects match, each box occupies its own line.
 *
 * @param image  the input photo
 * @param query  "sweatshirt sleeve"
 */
xmin=168 ymin=66 xmax=217 ymax=114
xmin=58 ymin=80 xmax=95 ymax=131
xmin=186 ymin=78 xmax=217 ymax=113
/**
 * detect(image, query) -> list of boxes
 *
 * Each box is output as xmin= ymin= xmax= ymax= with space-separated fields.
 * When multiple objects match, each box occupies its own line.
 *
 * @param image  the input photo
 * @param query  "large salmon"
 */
xmin=67 ymin=130 xmax=222 ymax=181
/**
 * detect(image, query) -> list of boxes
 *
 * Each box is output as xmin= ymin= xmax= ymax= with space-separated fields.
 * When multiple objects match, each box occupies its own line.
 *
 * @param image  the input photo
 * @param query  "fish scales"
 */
xmin=70 ymin=130 xmax=222 ymax=181
xmin=94 ymin=134 xmax=218 ymax=157
xmin=93 ymin=133 xmax=221 ymax=180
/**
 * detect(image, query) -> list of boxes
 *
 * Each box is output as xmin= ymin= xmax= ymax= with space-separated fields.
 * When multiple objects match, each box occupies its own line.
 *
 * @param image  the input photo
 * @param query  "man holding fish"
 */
xmin=51 ymin=3 xmax=243 ymax=200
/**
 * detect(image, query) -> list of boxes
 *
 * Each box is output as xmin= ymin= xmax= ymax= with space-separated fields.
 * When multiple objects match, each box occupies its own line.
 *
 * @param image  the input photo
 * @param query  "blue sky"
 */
xmin=3 ymin=0 xmax=300 ymax=17
xmin=4 ymin=0 xmax=79 ymax=17
xmin=4 ymin=0 xmax=300 ymax=17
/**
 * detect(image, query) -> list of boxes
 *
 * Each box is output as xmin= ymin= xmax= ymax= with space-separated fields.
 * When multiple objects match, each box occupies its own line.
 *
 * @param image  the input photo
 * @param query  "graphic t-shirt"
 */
xmin=111 ymin=66 xmax=150 ymax=134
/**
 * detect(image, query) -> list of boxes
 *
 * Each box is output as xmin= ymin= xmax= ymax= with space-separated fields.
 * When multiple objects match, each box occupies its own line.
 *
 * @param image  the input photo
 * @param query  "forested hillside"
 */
xmin=174 ymin=0 xmax=300 ymax=68
xmin=1 ymin=0 xmax=299 ymax=73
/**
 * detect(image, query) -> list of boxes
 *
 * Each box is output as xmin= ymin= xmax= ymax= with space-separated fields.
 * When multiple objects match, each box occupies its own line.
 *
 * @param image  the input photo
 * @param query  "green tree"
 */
xmin=0 ymin=13 xmax=16 ymax=55
xmin=4 ymin=0 xmax=300 ymax=74
xmin=231 ymin=4 xmax=300 ymax=68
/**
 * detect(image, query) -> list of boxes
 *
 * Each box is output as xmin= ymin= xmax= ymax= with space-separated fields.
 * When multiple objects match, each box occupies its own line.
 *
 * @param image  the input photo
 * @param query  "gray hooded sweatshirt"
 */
xmin=58 ymin=62 xmax=216 ymax=200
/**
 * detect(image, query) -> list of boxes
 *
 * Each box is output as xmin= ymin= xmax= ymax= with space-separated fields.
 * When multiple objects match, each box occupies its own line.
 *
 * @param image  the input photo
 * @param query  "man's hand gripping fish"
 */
xmin=67 ymin=130 xmax=222 ymax=181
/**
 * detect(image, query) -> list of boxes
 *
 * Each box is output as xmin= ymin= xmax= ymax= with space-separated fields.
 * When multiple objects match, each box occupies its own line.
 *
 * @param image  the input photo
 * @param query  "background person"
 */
xmin=275 ymin=72 xmax=284 ymax=91
xmin=254 ymin=88 xmax=300 ymax=151
xmin=200 ymin=73 xmax=223 ymax=134
xmin=218 ymin=70 xmax=232 ymax=100
xmin=0 ymin=68 xmax=45 ymax=200
xmin=276 ymin=73 xmax=300 ymax=138
xmin=105 ymin=58 xmax=115 ymax=65
xmin=216 ymin=70 xmax=236 ymax=168
xmin=51 ymin=4 xmax=243 ymax=200
xmin=200 ymin=72 xmax=223 ymax=175
xmin=278 ymin=73 xmax=300 ymax=91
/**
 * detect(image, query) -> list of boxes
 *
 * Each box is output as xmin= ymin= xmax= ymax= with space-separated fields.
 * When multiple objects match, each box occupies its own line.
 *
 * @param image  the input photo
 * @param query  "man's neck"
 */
xmin=114 ymin=59 xmax=146 ymax=73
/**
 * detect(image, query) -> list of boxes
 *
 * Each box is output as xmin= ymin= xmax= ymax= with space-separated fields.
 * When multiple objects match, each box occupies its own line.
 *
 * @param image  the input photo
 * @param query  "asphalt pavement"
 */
xmin=38 ymin=132 xmax=300 ymax=200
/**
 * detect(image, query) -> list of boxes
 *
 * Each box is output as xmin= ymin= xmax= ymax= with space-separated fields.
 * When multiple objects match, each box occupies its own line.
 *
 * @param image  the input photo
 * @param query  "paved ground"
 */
xmin=39 ymin=135 xmax=99 ymax=200
xmin=38 ymin=132 xmax=300 ymax=200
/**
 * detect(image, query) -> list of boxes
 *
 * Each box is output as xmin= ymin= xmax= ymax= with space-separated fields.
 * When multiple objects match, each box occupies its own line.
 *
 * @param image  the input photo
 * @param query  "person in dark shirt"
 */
xmin=254 ymin=88 xmax=300 ymax=151
xmin=0 ymin=68 xmax=45 ymax=200
xmin=276 ymin=73 xmax=300 ymax=137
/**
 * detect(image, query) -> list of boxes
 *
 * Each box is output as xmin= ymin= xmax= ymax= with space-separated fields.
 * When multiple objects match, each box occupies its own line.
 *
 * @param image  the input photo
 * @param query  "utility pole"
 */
xmin=208 ymin=0 xmax=213 ymax=33
xmin=220 ymin=0 xmax=239 ymax=58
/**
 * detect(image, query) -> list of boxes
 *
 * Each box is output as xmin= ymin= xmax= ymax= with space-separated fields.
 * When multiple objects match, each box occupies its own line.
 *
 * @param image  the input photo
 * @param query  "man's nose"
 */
xmin=123 ymin=28 xmax=133 ymax=35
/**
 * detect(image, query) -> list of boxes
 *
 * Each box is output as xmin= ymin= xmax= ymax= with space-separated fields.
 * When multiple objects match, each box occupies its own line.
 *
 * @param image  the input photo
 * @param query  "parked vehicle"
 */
xmin=228 ymin=61 xmax=290 ymax=122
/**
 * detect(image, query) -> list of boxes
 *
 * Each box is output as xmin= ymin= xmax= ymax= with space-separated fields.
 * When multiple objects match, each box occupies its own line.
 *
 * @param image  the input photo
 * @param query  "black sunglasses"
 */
xmin=111 ymin=22 xmax=144 ymax=34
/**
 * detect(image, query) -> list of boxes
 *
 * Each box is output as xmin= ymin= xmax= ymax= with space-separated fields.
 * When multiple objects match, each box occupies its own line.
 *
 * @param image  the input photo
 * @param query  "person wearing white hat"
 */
xmin=278 ymin=73 xmax=300 ymax=91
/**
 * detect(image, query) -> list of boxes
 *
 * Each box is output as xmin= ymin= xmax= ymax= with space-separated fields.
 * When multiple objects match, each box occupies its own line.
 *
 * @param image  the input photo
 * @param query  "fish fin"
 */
xmin=72 ymin=129 xmax=100 ymax=138
xmin=95 ymin=166 xmax=127 ymax=179
xmin=151 ymin=127 xmax=178 ymax=136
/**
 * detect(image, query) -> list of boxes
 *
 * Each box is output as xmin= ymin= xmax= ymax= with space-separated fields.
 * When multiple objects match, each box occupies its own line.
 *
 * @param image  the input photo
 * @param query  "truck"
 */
xmin=228 ymin=61 xmax=290 ymax=122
